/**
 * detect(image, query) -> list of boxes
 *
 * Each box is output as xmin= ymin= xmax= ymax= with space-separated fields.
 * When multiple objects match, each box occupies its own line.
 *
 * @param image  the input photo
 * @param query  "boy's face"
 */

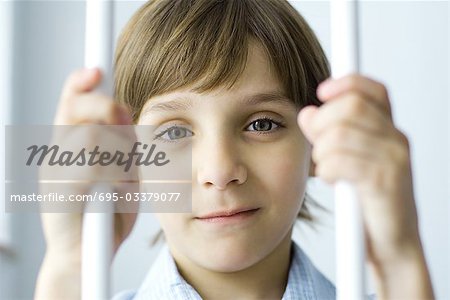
xmin=138 ymin=42 xmax=312 ymax=272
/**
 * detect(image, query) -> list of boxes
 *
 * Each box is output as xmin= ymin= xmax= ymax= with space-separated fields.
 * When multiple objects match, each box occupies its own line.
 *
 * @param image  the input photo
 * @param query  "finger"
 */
xmin=317 ymin=74 xmax=392 ymax=120
xmin=71 ymin=96 xmax=132 ymax=125
xmin=297 ymin=105 xmax=318 ymax=143
xmin=312 ymin=123 xmax=397 ymax=164
xmin=61 ymin=68 xmax=102 ymax=100
xmin=60 ymin=95 xmax=132 ymax=125
xmin=302 ymin=92 xmax=395 ymax=142
xmin=315 ymin=150 xmax=380 ymax=187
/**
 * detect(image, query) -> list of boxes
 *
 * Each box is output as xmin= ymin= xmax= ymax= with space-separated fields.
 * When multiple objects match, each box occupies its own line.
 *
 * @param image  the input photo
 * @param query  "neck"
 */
xmin=171 ymin=231 xmax=293 ymax=300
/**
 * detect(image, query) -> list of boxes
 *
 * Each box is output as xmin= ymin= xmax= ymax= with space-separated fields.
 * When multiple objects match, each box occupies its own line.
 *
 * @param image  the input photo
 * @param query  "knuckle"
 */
xmin=377 ymin=82 xmax=389 ymax=99
xmin=331 ymin=125 xmax=349 ymax=142
xmin=397 ymin=131 xmax=410 ymax=149
xmin=346 ymin=75 xmax=360 ymax=89
xmin=346 ymin=94 xmax=366 ymax=116
xmin=385 ymin=139 xmax=410 ymax=169
xmin=396 ymin=143 xmax=410 ymax=165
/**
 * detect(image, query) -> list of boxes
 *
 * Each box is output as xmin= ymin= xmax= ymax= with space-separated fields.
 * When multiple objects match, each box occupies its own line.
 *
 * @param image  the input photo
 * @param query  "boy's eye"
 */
xmin=246 ymin=118 xmax=281 ymax=132
xmin=155 ymin=126 xmax=193 ymax=141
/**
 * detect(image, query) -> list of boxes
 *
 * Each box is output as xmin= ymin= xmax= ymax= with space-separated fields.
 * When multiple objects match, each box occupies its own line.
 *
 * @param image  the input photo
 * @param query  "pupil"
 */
xmin=254 ymin=120 xmax=272 ymax=131
xmin=169 ymin=127 xmax=185 ymax=139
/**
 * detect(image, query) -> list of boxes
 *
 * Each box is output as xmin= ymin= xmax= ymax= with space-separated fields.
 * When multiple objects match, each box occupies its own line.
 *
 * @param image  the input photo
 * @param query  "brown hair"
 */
xmin=114 ymin=0 xmax=331 ymax=224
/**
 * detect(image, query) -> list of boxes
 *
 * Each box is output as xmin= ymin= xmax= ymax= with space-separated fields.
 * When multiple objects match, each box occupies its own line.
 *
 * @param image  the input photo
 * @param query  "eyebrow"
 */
xmin=242 ymin=92 xmax=292 ymax=107
xmin=142 ymin=91 xmax=293 ymax=114
xmin=144 ymin=97 xmax=193 ymax=113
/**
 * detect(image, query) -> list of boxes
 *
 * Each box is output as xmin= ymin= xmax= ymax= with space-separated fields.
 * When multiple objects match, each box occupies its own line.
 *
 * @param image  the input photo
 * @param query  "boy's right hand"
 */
xmin=35 ymin=69 xmax=138 ymax=300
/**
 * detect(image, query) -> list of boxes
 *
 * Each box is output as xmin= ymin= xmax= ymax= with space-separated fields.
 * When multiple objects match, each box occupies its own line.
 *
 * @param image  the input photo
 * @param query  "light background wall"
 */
xmin=0 ymin=1 xmax=448 ymax=299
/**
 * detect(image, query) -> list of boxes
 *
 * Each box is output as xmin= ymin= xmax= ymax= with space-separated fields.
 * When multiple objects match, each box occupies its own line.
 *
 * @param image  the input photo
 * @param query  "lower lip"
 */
xmin=196 ymin=208 xmax=260 ymax=224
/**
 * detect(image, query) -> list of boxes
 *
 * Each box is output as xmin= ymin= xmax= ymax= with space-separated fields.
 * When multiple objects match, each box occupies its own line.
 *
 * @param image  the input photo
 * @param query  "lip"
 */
xmin=194 ymin=207 xmax=261 ymax=225
xmin=195 ymin=207 xmax=260 ymax=219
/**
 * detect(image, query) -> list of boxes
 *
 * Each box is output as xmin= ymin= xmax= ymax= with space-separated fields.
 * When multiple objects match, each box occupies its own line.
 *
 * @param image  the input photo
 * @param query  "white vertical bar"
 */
xmin=330 ymin=1 xmax=366 ymax=300
xmin=0 ymin=0 xmax=14 ymax=252
xmin=81 ymin=1 xmax=114 ymax=300
xmin=84 ymin=0 xmax=114 ymax=94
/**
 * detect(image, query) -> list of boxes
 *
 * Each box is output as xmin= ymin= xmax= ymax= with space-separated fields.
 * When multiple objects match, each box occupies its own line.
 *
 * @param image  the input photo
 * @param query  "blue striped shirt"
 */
xmin=113 ymin=241 xmax=376 ymax=299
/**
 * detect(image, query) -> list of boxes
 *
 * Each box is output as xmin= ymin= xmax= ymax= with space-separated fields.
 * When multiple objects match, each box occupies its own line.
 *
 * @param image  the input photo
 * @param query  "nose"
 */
xmin=195 ymin=136 xmax=247 ymax=190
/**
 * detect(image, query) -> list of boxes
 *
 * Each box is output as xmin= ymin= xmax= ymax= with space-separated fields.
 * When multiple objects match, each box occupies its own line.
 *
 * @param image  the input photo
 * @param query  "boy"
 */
xmin=36 ymin=0 xmax=434 ymax=299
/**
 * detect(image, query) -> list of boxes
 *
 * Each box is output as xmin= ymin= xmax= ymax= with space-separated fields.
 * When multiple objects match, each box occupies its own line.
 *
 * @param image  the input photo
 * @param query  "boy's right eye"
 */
xmin=154 ymin=126 xmax=193 ymax=142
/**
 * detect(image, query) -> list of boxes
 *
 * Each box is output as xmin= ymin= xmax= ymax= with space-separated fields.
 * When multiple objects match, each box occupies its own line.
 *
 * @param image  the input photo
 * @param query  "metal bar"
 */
xmin=330 ymin=1 xmax=366 ymax=299
xmin=81 ymin=1 xmax=114 ymax=299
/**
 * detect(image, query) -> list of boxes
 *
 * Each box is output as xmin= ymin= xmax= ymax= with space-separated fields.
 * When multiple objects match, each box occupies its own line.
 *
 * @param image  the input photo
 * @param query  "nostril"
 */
xmin=197 ymin=164 xmax=247 ymax=189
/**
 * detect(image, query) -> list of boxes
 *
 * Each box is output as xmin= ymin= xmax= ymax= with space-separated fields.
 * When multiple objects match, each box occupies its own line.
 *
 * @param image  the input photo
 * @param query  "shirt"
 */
xmin=113 ymin=241 xmax=376 ymax=300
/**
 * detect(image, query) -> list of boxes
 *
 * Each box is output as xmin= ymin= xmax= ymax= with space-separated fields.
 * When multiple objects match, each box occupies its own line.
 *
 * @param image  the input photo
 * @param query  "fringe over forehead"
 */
xmin=114 ymin=0 xmax=330 ymax=120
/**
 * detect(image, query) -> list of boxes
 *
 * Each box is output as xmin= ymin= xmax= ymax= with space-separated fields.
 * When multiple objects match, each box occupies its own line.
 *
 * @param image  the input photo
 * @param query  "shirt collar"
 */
xmin=133 ymin=241 xmax=335 ymax=300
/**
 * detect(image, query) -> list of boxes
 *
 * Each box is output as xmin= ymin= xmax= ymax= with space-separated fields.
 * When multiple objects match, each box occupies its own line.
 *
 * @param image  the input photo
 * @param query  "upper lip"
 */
xmin=195 ymin=207 xmax=259 ymax=219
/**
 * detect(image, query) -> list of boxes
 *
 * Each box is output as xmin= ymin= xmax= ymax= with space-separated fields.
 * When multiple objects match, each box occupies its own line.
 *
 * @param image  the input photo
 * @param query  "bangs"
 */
xmin=147 ymin=0 xmax=251 ymax=93
xmin=114 ymin=0 xmax=330 ymax=120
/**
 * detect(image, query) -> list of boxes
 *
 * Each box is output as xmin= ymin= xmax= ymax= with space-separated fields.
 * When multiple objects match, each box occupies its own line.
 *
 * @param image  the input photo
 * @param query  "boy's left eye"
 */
xmin=246 ymin=118 xmax=281 ymax=132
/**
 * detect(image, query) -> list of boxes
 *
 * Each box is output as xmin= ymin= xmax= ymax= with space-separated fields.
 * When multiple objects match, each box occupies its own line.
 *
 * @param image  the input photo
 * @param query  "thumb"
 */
xmin=297 ymin=105 xmax=318 ymax=143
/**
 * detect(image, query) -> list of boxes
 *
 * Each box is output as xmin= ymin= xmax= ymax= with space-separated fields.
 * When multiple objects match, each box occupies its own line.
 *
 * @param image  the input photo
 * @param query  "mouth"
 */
xmin=196 ymin=207 xmax=260 ymax=219
xmin=194 ymin=207 xmax=261 ymax=224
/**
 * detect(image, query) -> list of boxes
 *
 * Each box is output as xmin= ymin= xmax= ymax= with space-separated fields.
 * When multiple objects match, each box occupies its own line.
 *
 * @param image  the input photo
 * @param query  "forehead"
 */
xmin=140 ymin=42 xmax=288 ymax=114
xmin=225 ymin=41 xmax=283 ymax=95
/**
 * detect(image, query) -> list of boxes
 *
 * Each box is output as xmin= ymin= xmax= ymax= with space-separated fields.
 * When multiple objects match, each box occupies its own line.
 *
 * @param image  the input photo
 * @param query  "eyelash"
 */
xmin=245 ymin=117 xmax=285 ymax=134
xmin=154 ymin=125 xmax=192 ymax=143
xmin=153 ymin=117 xmax=285 ymax=142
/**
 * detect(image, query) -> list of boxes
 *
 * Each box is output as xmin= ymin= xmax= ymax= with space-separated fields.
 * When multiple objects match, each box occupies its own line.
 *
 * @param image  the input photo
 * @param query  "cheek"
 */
xmin=251 ymin=139 xmax=310 ymax=212
xmin=269 ymin=157 xmax=308 ymax=204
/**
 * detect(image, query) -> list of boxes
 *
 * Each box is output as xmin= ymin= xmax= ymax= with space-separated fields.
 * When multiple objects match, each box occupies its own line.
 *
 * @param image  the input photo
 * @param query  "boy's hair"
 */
xmin=114 ymin=0 xmax=330 ymax=223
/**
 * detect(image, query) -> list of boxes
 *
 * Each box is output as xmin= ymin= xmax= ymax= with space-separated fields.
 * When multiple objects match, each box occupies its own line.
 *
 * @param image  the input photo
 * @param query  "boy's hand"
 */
xmin=49 ymin=68 xmax=138 ymax=252
xmin=35 ymin=69 xmax=138 ymax=300
xmin=297 ymin=74 xmax=434 ymax=299
xmin=55 ymin=68 xmax=131 ymax=126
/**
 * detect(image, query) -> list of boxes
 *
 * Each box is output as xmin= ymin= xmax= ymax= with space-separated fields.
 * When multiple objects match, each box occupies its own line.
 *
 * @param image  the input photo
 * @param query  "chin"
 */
xmin=193 ymin=238 xmax=270 ymax=273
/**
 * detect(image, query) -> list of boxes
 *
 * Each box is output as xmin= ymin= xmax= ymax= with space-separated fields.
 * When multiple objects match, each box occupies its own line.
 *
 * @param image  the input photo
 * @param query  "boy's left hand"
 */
xmin=297 ymin=74 xmax=422 ymax=271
